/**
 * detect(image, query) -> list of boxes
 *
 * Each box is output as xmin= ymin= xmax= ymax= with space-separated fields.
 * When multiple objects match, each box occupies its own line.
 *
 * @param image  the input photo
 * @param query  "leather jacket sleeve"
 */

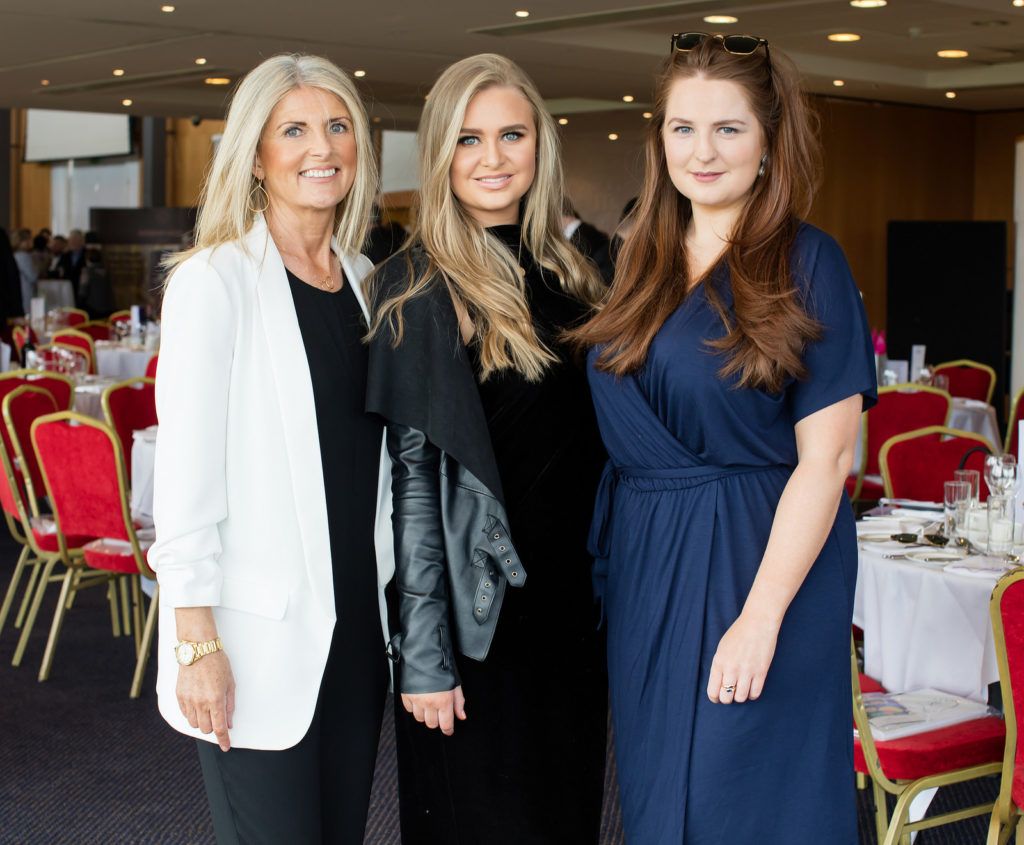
xmin=386 ymin=422 xmax=460 ymax=694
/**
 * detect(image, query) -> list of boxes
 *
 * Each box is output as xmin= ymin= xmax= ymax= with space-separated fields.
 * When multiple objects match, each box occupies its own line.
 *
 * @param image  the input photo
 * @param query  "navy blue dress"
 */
xmin=586 ymin=224 xmax=876 ymax=844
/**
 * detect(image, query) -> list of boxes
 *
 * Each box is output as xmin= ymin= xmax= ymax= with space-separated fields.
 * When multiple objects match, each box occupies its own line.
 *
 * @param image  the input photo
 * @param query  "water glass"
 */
xmin=988 ymin=495 xmax=1015 ymax=556
xmin=954 ymin=469 xmax=980 ymax=504
xmin=985 ymin=454 xmax=1018 ymax=497
xmin=931 ymin=373 xmax=950 ymax=392
xmin=943 ymin=480 xmax=971 ymax=540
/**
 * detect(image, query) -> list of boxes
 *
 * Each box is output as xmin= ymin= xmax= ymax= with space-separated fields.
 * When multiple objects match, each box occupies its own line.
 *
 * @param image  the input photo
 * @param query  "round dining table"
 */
xmin=94 ymin=341 xmax=154 ymax=381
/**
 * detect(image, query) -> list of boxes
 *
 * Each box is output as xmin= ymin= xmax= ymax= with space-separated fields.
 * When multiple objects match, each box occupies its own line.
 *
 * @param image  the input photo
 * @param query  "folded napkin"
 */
xmin=860 ymin=541 xmax=912 ymax=557
xmin=944 ymin=556 xmax=1017 ymax=579
xmin=890 ymin=508 xmax=944 ymax=522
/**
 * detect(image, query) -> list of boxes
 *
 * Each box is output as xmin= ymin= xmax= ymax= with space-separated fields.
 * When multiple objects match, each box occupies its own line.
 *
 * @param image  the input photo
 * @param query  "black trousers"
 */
xmin=196 ymin=616 xmax=389 ymax=845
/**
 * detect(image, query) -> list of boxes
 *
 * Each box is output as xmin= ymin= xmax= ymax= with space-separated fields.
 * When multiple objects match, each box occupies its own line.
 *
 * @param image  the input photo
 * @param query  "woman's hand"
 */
xmin=706 ymin=611 xmax=780 ymax=705
xmin=174 ymin=606 xmax=234 ymax=751
xmin=401 ymin=686 xmax=467 ymax=735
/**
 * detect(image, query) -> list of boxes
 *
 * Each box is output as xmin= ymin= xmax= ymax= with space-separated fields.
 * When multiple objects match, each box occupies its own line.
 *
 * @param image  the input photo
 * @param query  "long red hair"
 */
xmin=572 ymin=39 xmax=822 ymax=393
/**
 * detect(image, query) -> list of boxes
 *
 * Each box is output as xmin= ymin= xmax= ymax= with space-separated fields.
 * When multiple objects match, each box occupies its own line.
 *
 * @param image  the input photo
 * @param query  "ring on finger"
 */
xmin=722 ymin=684 xmax=736 ymax=694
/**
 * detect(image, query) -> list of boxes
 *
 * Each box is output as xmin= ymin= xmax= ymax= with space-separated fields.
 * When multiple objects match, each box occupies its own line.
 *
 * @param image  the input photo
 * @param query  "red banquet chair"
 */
xmin=35 ymin=343 xmax=91 ymax=376
xmin=101 ymin=378 xmax=156 ymax=464
xmin=847 ymin=384 xmax=952 ymax=502
xmin=0 ymin=371 xmax=73 ymax=463
xmin=852 ymin=640 xmax=1005 ymax=845
xmin=933 ymin=359 xmax=997 ymax=405
xmin=50 ymin=328 xmax=96 ymax=374
xmin=1007 ymin=386 xmax=1024 ymax=460
xmin=31 ymin=412 xmax=157 ymax=696
xmin=57 ymin=307 xmax=89 ymax=327
xmin=10 ymin=325 xmax=37 ymax=363
xmin=879 ymin=425 xmax=994 ymax=504
xmin=0 ymin=387 xmax=110 ymax=671
xmin=76 ymin=320 xmax=111 ymax=342
xmin=109 ymin=309 xmax=130 ymax=327
xmin=144 ymin=353 xmax=158 ymax=380
xmin=988 ymin=569 xmax=1024 ymax=844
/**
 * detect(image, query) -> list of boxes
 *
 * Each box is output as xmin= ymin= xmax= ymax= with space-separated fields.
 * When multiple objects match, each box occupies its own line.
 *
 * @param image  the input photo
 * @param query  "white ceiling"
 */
xmin=1 ymin=0 xmax=1023 ymax=125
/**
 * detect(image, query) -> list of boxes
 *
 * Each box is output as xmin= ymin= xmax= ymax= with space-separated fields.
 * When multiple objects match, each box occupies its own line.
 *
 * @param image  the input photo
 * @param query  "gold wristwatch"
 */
xmin=174 ymin=637 xmax=223 ymax=666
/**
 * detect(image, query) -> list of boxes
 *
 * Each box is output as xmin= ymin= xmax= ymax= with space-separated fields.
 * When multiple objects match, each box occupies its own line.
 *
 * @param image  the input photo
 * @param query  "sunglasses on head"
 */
xmin=670 ymin=31 xmax=772 ymax=73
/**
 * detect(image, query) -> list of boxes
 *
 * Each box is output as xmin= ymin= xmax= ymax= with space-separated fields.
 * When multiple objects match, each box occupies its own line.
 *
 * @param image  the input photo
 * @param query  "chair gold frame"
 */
xmin=852 ymin=640 xmax=1002 ymax=845
xmin=848 ymin=384 xmax=953 ymax=502
xmin=100 ymin=376 xmax=156 ymax=431
xmin=0 ymin=370 xmax=75 ymax=412
xmin=934 ymin=359 xmax=998 ymax=405
xmin=50 ymin=328 xmax=97 ymax=372
xmin=987 ymin=568 xmax=1024 ymax=845
xmin=30 ymin=410 xmax=158 ymax=697
xmin=1007 ymin=386 xmax=1024 ymax=457
xmin=878 ymin=424 xmax=995 ymax=499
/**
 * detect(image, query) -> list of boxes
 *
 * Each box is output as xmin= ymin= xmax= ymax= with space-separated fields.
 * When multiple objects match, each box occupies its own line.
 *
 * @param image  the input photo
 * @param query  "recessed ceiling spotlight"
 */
xmin=515 ymin=9 xmax=530 ymax=17
xmin=40 ymin=79 xmax=50 ymax=86
xmin=608 ymin=132 xmax=619 ymax=141
xmin=642 ymin=111 xmax=653 ymax=119
xmin=850 ymin=0 xmax=886 ymax=7
xmin=194 ymin=57 xmax=207 ymax=65
xmin=703 ymin=14 xmax=738 ymax=23
xmin=160 ymin=4 xmax=175 ymax=11
xmin=622 ymin=95 xmax=634 ymax=103
xmin=122 ymin=98 xmax=133 ymax=106
xmin=113 ymin=68 xmax=125 ymax=77
xmin=205 ymin=77 xmax=231 ymax=85
xmin=937 ymin=49 xmax=969 ymax=58
xmin=354 ymin=69 xmax=366 ymax=78
xmin=945 ymin=91 xmax=957 ymax=98
xmin=557 ymin=117 xmax=568 ymax=125
xmin=833 ymin=79 xmax=846 ymax=86
xmin=372 ymin=116 xmax=381 ymax=123
xmin=828 ymin=32 xmax=862 ymax=42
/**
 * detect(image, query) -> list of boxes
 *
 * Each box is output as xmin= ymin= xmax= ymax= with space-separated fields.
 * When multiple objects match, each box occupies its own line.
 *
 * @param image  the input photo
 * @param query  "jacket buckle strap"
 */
xmin=483 ymin=516 xmax=526 ymax=588
xmin=472 ymin=568 xmax=499 ymax=624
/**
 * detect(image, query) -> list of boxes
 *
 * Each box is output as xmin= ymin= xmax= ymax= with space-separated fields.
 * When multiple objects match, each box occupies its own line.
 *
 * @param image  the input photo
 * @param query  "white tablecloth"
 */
xmin=72 ymin=376 xmax=119 ymax=419
xmin=36 ymin=279 xmax=74 ymax=310
xmin=95 ymin=342 xmax=153 ymax=380
xmin=853 ymin=545 xmax=1001 ymax=702
xmin=131 ymin=427 xmax=157 ymax=598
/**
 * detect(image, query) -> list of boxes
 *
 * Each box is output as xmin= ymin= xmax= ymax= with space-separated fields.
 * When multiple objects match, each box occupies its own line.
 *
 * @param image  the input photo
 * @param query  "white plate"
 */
xmin=859 ymin=532 xmax=902 ymax=543
xmin=904 ymin=549 xmax=966 ymax=564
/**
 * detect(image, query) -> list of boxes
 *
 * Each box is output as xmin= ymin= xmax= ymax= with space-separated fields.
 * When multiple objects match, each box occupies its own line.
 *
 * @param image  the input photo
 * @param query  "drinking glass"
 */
xmin=985 ymin=454 xmax=1018 ymax=497
xmin=931 ymin=373 xmax=949 ymax=393
xmin=988 ymin=495 xmax=1015 ymax=556
xmin=943 ymin=480 xmax=971 ymax=540
xmin=954 ymin=469 xmax=980 ymax=504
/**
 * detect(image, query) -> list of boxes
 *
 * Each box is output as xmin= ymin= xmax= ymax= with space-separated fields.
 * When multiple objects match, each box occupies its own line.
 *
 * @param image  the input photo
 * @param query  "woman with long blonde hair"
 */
xmin=151 ymin=53 xmax=393 ymax=842
xmin=367 ymin=52 xmax=608 ymax=843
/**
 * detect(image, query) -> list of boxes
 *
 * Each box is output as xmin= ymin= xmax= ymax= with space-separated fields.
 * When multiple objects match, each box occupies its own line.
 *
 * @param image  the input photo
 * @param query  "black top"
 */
xmin=287 ymin=269 xmax=382 ymax=615
xmin=468 ymin=225 xmax=606 ymax=636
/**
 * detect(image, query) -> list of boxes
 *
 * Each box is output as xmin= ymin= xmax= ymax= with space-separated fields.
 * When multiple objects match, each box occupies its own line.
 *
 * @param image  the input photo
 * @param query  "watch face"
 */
xmin=176 ymin=643 xmax=196 ymax=665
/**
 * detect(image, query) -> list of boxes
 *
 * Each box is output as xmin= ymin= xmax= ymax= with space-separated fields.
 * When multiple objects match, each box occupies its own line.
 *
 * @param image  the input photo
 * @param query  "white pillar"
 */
xmin=1011 ymin=139 xmax=1024 ymax=402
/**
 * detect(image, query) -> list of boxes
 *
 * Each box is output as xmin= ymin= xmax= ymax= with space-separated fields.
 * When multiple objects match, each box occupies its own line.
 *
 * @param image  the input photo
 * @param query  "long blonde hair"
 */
xmin=371 ymin=53 xmax=601 ymax=381
xmin=165 ymin=54 xmax=376 ymax=272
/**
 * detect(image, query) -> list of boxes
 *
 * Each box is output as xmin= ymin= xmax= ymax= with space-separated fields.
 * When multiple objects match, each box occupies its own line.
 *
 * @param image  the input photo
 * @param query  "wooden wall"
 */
xmin=8 ymin=110 xmax=51 ymax=232
xmin=165 ymin=117 xmax=225 ymax=208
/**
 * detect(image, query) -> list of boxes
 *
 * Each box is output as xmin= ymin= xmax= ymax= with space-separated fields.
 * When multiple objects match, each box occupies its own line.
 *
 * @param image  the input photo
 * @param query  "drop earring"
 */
xmin=247 ymin=178 xmax=270 ymax=214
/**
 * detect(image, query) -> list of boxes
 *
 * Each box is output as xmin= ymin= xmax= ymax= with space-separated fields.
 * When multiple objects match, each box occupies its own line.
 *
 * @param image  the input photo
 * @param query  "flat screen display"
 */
xmin=25 ymin=109 xmax=132 ymax=162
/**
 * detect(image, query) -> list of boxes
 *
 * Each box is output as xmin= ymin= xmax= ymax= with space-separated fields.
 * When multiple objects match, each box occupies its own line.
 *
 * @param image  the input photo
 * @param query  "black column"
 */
xmin=142 ymin=116 xmax=166 ymax=207
xmin=0 ymin=109 xmax=11 ymax=231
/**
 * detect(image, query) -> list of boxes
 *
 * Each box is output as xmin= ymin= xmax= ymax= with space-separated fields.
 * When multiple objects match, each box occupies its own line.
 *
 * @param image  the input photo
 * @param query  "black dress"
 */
xmin=394 ymin=225 xmax=608 ymax=845
xmin=197 ymin=270 xmax=388 ymax=845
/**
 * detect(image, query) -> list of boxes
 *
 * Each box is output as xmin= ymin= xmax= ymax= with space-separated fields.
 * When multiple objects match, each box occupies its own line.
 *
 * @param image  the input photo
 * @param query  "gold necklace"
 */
xmin=315 ymin=271 xmax=336 ymax=291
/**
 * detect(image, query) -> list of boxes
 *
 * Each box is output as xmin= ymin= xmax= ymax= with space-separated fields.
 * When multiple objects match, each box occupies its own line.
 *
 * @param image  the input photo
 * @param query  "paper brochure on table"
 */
xmin=855 ymin=689 xmax=998 ymax=741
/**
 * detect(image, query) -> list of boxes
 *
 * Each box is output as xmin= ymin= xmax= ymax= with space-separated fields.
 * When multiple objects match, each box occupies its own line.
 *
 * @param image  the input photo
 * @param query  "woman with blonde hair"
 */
xmin=573 ymin=34 xmax=875 ymax=842
xmin=151 ymin=53 xmax=392 ymax=843
xmin=367 ymin=52 xmax=608 ymax=843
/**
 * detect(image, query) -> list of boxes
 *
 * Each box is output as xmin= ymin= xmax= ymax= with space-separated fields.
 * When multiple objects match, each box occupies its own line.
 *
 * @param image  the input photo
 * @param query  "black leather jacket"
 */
xmin=366 ymin=249 xmax=527 ymax=693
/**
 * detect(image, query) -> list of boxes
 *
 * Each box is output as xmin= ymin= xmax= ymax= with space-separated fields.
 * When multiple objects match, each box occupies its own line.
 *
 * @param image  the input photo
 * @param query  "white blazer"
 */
xmin=150 ymin=218 xmax=394 ymax=750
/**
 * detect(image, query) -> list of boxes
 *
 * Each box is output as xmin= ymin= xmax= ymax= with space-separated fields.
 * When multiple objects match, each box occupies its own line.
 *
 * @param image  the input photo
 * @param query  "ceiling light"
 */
xmin=113 ymin=68 xmax=125 ymax=77
xmin=642 ymin=111 xmax=653 ymax=119
xmin=937 ymin=49 xmax=969 ymax=58
xmin=1015 ymin=0 xmax=1023 ymax=7
xmin=122 ymin=99 xmax=133 ymax=106
xmin=515 ymin=9 xmax=530 ymax=17
xmin=850 ymin=0 xmax=886 ymax=7
xmin=372 ymin=116 xmax=381 ymax=123
xmin=833 ymin=79 xmax=845 ymax=86
xmin=354 ymin=69 xmax=367 ymax=78
xmin=608 ymin=133 xmax=619 ymax=141
xmin=194 ymin=57 xmax=207 ymax=65
xmin=160 ymin=4 xmax=175 ymax=11
xmin=622 ymin=95 xmax=634 ymax=103
xmin=557 ymin=117 xmax=568 ymax=125
xmin=205 ymin=77 xmax=231 ymax=85
xmin=40 ymin=79 xmax=49 ymax=86
xmin=828 ymin=32 xmax=861 ymax=42
xmin=703 ymin=14 xmax=738 ymax=23
xmin=945 ymin=91 xmax=957 ymax=98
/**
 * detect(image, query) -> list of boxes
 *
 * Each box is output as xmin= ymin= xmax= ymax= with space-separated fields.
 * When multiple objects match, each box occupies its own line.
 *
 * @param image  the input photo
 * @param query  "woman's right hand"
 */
xmin=174 ymin=607 xmax=235 ymax=752
xmin=401 ymin=686 xmax=466 ymax=736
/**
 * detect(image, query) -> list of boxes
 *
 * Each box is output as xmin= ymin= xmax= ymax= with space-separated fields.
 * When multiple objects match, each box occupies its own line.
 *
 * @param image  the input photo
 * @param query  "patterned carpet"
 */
xmin=0 ymin=538 xmax=998 ymax=844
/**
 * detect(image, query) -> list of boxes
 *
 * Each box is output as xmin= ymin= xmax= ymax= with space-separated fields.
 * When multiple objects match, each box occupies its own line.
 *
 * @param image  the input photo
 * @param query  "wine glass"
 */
xmin=985 ymin=454 xmax=1018 ymax=498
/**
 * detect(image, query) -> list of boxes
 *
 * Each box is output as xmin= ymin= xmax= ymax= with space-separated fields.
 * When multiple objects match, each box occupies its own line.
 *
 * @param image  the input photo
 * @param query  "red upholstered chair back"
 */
xmin=58 ymin=308 xmax=89 ymax=327
xmin=991 ymin=571 xmax=1024 ymax=813
xmin=865 ymin=386 xmax=952 ymax=476
xmin=933 ymin=360 xmax=996 ymax=404
xmin=101 ymin=378 xmax=156 ymax=463
xmin=879 ymin=426 xmax=994 ymax=503
xmin=37 ymin=344 xmax=90 ymax=375
xmin=145 ymin=354 xmax=158 ymax=380
xmin=3 ymin=386 xmax=59 ymax=508
xmin=77 ymin=321 xmax=111 ymax=342
xmin=51 ymin=330 xmax=95 ymax=374
xmin=109 ymin=310 xmax=131 ymax=327
xmin=0 ymin=374 xmax=71 ymax=464
xmin=31 ymin=413 xmax=131 ymax=547
xmin=0 ymin=428 xmax=28 ymax=525
xmin=1008 ymin=388 xmax=1024 ymax=459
